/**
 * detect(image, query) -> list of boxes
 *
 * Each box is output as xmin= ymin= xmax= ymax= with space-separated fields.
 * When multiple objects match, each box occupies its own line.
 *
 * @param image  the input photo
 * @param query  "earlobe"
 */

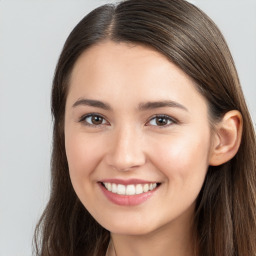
xmin=209 ymin=110 xmax=243 ymax=166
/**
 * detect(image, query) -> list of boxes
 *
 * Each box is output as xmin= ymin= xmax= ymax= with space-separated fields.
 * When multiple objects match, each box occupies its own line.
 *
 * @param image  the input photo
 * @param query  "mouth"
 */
xmin=100 ymin=182 xmax=161 ymax=196
xmin=98 ymin=179 xmax=161 ymax=206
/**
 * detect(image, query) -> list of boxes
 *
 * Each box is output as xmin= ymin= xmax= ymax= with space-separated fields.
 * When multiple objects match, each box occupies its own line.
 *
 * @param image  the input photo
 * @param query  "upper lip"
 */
xmin=100 ymin=179 xmax=160 ymax=185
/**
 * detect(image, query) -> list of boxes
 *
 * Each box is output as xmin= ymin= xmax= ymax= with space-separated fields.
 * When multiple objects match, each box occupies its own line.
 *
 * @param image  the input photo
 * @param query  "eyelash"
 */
xmin=79 ymin=113 xmax=109 ymax=127
xmin=146 ymin=115 xmax=177 ymax=127
xmin=79 ymin=113 xmax=177 ymax=128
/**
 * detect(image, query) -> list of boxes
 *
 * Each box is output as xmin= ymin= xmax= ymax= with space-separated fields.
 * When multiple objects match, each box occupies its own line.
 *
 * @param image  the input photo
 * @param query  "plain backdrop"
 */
xmin=0 ymin=0 xmax=255 ymax=255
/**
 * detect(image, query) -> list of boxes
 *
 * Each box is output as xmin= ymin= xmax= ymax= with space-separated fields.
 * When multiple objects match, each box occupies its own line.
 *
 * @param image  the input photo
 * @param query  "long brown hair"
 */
xmin=34 ymin=0 xmax=256 ymax=255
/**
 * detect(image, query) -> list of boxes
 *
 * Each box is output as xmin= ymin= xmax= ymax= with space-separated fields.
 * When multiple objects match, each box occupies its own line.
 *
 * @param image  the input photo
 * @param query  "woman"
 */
xmin=34 ymin=0 xmax=256 ymax=255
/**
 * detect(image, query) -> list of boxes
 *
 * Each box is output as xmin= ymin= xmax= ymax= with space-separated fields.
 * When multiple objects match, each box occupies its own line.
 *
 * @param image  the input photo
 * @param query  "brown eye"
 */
xmin=155 ymin=117 xmax=168 ymax=126
xmin=81 ymin=114 xmax=108 ymax=126
xmin=147 ymin=115 xmax=175 ymax=127
xmin=91 ymin=115 xmax=103 ymax=125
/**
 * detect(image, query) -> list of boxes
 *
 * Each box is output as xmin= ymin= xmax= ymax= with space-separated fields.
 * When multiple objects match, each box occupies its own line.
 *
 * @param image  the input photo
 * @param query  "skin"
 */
xmin=64 ymin=41 xmax=217 ymax=256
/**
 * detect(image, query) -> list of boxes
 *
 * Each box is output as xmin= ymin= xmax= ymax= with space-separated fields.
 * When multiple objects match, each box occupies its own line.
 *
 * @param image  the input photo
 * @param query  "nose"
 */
xmin=105 ymin=125 xmax=146 ymax=172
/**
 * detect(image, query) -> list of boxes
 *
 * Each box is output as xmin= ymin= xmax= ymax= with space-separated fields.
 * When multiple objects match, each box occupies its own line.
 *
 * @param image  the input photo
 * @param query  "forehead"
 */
xmin=67 ymin=40 xmax=208 ymax=113
xmin=70 ymin=41 xmax=175 ymax=85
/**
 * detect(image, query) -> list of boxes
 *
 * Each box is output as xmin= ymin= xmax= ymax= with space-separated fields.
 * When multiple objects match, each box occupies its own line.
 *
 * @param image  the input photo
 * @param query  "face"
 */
xmin=64 ymin=41 xmax=214 ymax=236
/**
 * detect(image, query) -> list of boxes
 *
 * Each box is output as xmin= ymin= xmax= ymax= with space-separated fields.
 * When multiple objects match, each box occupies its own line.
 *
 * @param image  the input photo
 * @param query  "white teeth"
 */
xmin=135 ymin=184 xmax=143 ymax=194
xmin=103 ymin=182 xmax=158 ymax=195
xmin=143 ymin=184 xmax=149 ymax=192
xmin=117 ymin=184 xmax=126 ymax=195
xmin=107 ymin=183 xmax=112 ymax=191
xmin=112 ymin=183 xmax=117 ymax=193
xmin=126 ymin=184 xmax=136 ymax=195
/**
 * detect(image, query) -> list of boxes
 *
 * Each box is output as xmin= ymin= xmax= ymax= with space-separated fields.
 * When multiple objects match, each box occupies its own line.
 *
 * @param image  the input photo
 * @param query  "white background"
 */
xmin=0 ymin=1 xmax=255 ymax=255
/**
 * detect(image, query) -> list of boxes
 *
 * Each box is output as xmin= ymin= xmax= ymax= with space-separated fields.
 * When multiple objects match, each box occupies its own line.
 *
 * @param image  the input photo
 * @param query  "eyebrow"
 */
xmin=72 ymin=98 xmax=188 ymax=112
xmin=138 ymin=100 xmax=188 ymax=112
xmin=72 ymin=98 xmax=112 ymax=110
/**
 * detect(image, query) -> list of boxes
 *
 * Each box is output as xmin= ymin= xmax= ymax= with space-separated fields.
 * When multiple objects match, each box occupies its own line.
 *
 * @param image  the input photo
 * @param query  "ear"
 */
xmin=209 ymin=110 xmax=243 ymax=166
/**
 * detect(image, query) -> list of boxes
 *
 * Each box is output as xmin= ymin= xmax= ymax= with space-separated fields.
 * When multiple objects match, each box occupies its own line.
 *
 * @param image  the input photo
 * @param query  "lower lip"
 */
xmin=99 ymin=184 xmax=158 ymax=206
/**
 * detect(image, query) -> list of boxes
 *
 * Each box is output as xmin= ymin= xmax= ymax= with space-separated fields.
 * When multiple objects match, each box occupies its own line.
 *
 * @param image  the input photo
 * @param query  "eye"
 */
xmin=79 ymin=114 xmax=108 ymax=126
xmin=146 ymin=115 xmax=176 ymax=127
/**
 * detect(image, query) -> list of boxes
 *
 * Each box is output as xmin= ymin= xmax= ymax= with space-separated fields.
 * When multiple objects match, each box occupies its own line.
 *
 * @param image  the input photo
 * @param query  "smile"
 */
xmin=102 ymin=182 xmax=158 ymax=196
xmin=99 ymin=181 xmax=161 ymax=206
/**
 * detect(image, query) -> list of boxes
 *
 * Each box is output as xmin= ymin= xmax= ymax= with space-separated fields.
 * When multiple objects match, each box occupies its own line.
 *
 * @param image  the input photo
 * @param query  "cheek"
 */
xmin=65 ymin=132 xmax=103 ymax=183
xmin=64 ymin=131 xmax=109 ymax=211
xmin=150 ymin=132 xmax=211 ymax=184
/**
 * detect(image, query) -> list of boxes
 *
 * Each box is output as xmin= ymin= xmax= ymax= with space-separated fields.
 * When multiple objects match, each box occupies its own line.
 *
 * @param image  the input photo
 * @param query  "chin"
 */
xmin=99 ymin=218 xmax=159 ymax=236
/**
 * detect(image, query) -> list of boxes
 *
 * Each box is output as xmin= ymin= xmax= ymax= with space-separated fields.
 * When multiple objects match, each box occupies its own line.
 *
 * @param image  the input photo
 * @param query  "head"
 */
xmin=36 ymin=0 xmax=256 ymax=255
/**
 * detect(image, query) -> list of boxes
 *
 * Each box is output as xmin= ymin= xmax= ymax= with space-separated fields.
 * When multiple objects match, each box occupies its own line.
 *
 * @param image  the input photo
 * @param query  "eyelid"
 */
xmin=79 ymin=113 xmax=110 ymax=127
xmin=78 ymin=113 xmax=178 ymax=128
xmin=145 ymin=114 xmax=178 ymax=127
